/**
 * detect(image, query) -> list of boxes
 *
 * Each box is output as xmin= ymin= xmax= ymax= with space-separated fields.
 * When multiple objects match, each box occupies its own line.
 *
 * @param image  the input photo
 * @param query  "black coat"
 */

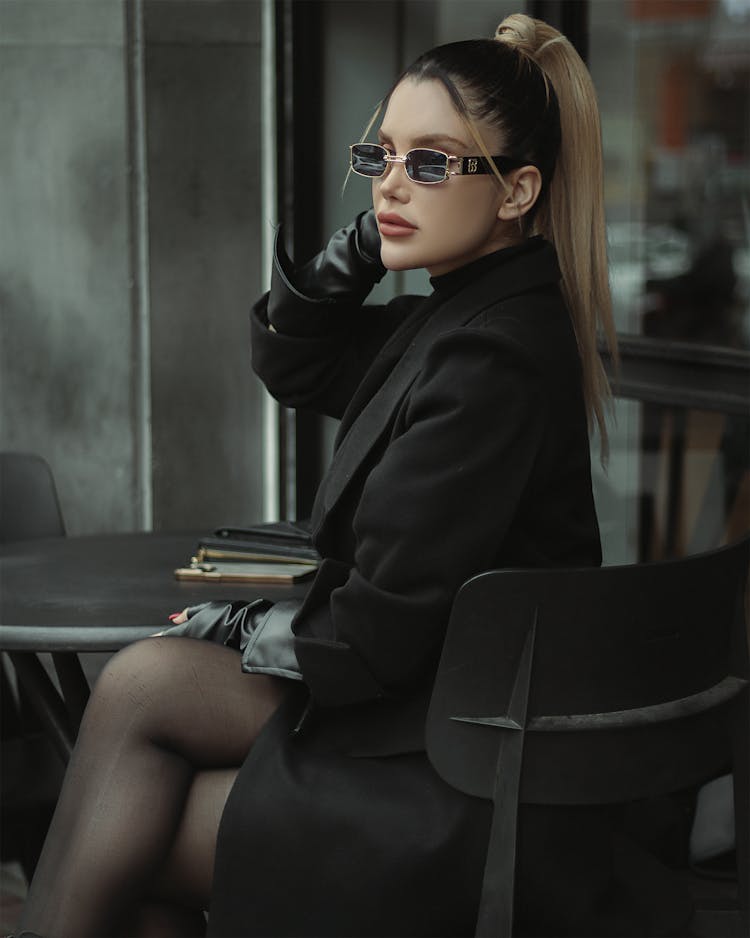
xmin=254 ymin=237 xmax=599 ymax=747
xmin=207 ymin=239 xmax=690 ymax=937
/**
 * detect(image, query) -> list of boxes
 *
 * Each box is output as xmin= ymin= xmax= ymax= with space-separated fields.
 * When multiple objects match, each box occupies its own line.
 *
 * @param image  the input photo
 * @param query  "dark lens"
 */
xmin=406 ymin=148 xmax=447 ymax=183
xmin=351 ymin=144 xmax=387 ymax=177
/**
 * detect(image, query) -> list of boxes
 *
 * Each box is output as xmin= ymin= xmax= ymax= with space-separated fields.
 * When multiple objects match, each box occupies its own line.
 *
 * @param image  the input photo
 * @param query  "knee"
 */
xmin=89 ymin=638 xmax=175 ymax=720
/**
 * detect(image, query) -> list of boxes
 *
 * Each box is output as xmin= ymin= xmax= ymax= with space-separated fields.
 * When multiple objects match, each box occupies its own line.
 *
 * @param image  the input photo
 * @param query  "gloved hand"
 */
xmin=157 ymin=599 xmax=273 ymax=645
xmin=156 ymin=599 xmax=304 ymax=680
xmin=268 ymin=210 xmax=386 ymax=330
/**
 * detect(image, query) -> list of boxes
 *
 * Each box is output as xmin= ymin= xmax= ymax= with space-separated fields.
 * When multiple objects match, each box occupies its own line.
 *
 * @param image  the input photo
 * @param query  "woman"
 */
xmin=17 ymin=13 xmax=687 ymax=938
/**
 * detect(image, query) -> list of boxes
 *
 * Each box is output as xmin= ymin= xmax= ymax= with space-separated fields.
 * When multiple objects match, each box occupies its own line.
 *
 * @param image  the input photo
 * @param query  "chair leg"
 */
xmin=475 ymin=731 xmax=525 ymax=938
xmin=474 ymin=619 xmax=536 ymax=938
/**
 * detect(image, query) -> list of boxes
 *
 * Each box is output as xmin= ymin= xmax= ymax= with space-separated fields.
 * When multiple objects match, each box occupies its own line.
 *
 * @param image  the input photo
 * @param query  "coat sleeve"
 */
xmin=292 ymin=328 xmax=549 ymax=706
xmin=250 ymin=224 xmax=412 ymax=419
xmin=250 ymin=289 xmax=415 ymax=420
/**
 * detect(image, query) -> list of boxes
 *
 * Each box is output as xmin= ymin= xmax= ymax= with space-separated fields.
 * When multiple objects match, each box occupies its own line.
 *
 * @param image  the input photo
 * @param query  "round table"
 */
xmin=0 ymin=531 xmax=306 ymax=651
xmin=0 ymin=532 xmax=307 ymax=759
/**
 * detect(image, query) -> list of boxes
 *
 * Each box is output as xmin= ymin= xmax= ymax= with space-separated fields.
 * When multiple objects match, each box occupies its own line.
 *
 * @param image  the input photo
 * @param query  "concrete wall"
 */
xmin=0 ymin=1 xmax=138 ymax=534
xmin=0 ymin=0 xmax=265 ymax=535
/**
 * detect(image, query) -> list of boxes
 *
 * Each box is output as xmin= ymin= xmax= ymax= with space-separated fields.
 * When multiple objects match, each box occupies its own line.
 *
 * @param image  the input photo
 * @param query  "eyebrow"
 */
xmin=377 ymin=130 xmax=471 ymax=152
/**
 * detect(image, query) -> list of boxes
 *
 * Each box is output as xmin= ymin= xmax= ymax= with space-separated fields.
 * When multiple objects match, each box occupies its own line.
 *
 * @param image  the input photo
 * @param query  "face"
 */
xmin=371 ymin=78 xmax=511 ymax=277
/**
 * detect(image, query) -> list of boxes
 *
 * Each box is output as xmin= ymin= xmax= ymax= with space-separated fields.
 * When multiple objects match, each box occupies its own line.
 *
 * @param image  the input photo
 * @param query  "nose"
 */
xmin=376 ymin=160 xmax=410 ymax=202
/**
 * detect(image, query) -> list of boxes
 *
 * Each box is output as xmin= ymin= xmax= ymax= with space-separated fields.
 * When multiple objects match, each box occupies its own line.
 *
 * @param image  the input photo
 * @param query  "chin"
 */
xmin=379 ymin=245 xmax=426 ymax=272
xmin=382 ymin=259 xmax=416 ymax=272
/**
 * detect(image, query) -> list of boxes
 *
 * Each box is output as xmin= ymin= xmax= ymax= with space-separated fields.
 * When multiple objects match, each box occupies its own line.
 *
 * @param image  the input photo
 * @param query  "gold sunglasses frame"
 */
xmin=348 ymin=143 xmax=529 ymax=185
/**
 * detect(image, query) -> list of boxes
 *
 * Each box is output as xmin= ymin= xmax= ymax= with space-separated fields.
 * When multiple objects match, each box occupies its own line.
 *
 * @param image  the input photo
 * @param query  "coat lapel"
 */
xmin=333 ymin=294 xmax=440 ymax=449
xmin=311 ymin=241 xmax=561 ymax=532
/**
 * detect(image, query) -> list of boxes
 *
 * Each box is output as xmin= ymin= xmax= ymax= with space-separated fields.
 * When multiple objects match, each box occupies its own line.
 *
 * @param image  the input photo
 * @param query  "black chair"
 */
xmin=0 ymin=451 xmax=66 ymax=543
xmin=427 ymin=536 xmax=750 ymax=937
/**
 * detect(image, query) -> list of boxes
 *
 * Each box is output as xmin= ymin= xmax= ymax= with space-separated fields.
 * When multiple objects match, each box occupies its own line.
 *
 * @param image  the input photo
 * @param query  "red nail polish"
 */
xmin=168 ymin=613 xmax=180 ymax=621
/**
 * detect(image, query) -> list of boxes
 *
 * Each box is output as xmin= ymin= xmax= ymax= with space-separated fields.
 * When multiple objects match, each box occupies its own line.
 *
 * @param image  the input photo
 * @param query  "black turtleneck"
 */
xmin=429 ymin=235 xmax=547 ymax=297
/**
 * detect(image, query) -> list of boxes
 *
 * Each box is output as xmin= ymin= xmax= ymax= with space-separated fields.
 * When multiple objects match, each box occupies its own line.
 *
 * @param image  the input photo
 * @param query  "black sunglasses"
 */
xmin=349 ymin=143 xmax=531 ymax=185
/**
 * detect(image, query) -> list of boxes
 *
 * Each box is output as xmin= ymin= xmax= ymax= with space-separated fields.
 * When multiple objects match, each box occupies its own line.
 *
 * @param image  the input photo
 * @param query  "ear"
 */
xmin=497 ymin=166 xmax=543 ymax=221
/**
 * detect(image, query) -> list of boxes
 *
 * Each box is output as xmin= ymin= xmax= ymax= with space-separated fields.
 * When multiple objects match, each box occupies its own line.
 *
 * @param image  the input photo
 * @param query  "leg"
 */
xmin=18 ymin=636 xmax=289 ymax=938
xmin=119 ymin=768 xmax=239 ymax=938
xmin=155 ymin=767 xmax=239 ymax=910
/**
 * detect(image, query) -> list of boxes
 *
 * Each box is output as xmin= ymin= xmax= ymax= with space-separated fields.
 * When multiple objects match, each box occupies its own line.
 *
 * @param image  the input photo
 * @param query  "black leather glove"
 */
xmin=160 ymin=598 xmax=304 ymax=680
xmin=292 ymin=208 xmax=385 ymax=299
xmin=268 ymin=210 xmax=386 ymax=331
xmin=161 ymin=599 xmax=273 ymax=646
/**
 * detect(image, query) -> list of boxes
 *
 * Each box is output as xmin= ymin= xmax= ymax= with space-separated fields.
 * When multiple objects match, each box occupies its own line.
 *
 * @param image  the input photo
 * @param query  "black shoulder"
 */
xmin=476 ymin=287 xmax=578 ymax=362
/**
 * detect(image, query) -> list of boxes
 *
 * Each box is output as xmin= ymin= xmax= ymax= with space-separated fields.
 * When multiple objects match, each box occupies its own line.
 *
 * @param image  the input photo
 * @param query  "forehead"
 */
xmin=379 ymin=78 xmax=470 ymax=148
xmin=379 ymin=78 xmax=502 ymax=153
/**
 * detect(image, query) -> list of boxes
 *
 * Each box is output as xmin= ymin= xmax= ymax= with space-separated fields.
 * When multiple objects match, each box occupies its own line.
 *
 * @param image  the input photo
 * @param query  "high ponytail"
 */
xmin=495 ymin=14 xmax=617 ymax=458
xmin=399 ymin=15 xmax=617 ymax=458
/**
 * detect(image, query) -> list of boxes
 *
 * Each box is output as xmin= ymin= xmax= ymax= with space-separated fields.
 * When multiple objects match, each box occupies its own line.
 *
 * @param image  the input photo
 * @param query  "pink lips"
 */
xmin=377 ymin=212 xmax=417 ymax=237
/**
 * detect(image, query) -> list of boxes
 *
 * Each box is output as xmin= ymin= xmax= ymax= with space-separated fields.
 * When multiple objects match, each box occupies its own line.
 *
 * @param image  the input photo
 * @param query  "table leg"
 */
xmin=51 ymin=651 xmax=90 ymax=732
xmin=7 ymin=652 xmax=74 ymax=763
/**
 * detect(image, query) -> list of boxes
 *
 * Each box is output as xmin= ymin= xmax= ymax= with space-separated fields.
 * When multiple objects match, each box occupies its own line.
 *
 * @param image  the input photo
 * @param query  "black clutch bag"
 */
xmin=197 ymin=520 xmax=320 ymax=564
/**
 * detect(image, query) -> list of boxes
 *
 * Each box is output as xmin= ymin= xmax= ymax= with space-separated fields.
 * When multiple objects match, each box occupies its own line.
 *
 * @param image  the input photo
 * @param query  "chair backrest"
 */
xmin=0 ymin=452 xmax=66 ymax=543
xmin=426 ymin=536 xmax=750 ymax=936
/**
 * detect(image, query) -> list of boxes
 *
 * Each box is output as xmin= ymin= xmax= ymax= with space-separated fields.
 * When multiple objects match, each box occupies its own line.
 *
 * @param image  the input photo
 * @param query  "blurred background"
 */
xmin=1 ymin=0 xmax=748 ymax=562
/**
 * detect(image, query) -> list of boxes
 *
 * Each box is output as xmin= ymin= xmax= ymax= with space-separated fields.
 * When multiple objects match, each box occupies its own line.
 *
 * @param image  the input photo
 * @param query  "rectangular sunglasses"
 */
xmin=349 ymin=143 xmax=530 ymax=185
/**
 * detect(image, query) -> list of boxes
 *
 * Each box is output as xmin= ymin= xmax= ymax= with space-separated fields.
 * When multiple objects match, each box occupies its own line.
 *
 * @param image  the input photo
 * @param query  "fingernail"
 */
xmin=168 ymin=613 xmax=180 ymax=621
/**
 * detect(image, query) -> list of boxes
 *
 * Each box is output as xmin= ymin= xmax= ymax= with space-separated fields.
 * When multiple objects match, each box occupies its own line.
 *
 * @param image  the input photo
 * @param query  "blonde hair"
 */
xmin=494 ymin=14 xmax=617 ymax=457
xmin=364 ymin=14 xmax=618 ymax=456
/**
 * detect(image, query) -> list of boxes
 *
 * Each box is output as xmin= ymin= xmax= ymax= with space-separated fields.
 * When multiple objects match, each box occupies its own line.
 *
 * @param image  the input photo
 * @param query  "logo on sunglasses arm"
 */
xmin=467 ymin=158 xmax=479 ymax=174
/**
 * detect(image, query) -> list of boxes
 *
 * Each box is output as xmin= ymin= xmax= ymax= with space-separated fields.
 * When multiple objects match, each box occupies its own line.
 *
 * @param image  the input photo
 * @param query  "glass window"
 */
xmin=592 ymin=396 xmax=749 ymax=564
xmin=589 ymin=0 xmax=750 ymax=562
xmin=590 ymin=0 xmax=750 ymax=349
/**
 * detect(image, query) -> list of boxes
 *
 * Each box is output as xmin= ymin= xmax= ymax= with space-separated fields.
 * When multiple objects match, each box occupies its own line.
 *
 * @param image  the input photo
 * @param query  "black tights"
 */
xmin=18 ymin=637 xmax=289 ymax=938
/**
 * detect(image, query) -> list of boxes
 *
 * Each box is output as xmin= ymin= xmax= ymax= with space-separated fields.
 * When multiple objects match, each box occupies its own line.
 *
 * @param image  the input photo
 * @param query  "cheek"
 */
xmin=431 ymin=186 xmax=500 ymax=241
xmin=376 ymin=183 xmax=502 ymax=271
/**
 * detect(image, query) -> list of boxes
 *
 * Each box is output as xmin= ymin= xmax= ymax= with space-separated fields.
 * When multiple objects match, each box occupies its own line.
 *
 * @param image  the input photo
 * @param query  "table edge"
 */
xmin=0 ymin=625 xmax=160 ymax=652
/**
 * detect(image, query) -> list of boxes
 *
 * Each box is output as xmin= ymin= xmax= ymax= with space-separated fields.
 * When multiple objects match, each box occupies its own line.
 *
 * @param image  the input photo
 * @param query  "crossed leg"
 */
xmin=17 ymin=636 xmax=290 ymax=938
